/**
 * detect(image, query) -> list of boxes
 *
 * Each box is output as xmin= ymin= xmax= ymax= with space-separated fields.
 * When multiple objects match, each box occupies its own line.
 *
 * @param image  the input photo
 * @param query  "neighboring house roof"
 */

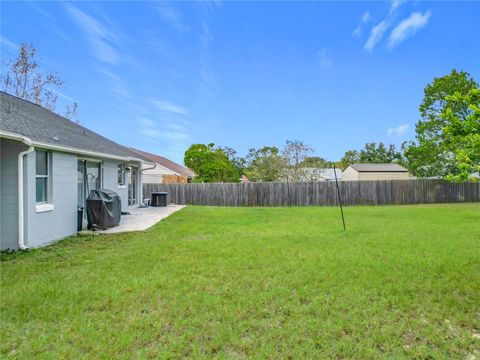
xmin=130 ymin=148 xmax=195 ymax=177
xmin=304 ymin=168 xmax=343 ymax=181
xmin=0 ymin=92 xmax=152 ymax=163
xmin=348 ymin=163 xmax=408 ymax=172
xmin=281 ymin=167 xmax=342 ymax=181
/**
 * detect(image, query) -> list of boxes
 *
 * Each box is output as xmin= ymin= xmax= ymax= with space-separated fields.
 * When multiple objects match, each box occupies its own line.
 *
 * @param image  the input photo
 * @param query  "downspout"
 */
xmin=140 ymin=162 xmax=156 ymax=205
xmin=18 ymin=145 xmax=34 ymax=250
xmin=140 ymin=163 xmax=157 ymax=172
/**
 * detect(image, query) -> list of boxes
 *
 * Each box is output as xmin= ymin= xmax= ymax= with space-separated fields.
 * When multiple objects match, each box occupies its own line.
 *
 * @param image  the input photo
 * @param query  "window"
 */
xmin=117 ymin=164 xmax=126 ymax=186
xmin=35 ymin=150 xmax=50 ymax=203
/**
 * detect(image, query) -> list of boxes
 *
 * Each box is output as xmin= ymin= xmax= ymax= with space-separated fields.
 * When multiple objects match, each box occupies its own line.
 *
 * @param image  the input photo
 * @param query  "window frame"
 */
xmin=35 ymin=149 xmax=51 ymax=205
xmin=117 ymin=163 xmax=126 ymax=186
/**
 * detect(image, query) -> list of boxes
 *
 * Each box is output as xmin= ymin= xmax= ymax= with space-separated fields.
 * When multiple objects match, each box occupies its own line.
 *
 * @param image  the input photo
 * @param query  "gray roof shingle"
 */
xmin=349 ymin=163 xmax=408 ymax=172
xmin=0 ymin=92 xmax=151 ymax=162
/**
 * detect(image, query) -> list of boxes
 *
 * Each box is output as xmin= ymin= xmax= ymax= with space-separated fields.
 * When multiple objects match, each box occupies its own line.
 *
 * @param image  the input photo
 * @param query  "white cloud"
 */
xmin=390 ymin=0 xmax=406 ymax=14
xmin=388 ymin=123 xmax=409 ymax=136
xmin=199 ymin=21 xmax=218 ymax=94
xmin=140 ymin=128 xmax=163 ymax=139
xmin=353 ymin=11 xmax=372 ymax=38
xmin=353 ymin=27 xmax=362 ymax=38
xmin=155 ymin=3 xmax=189 ymax=32
xmin=54 ymin=90 xmax=76 ymax=102
xmin=388 ymin=11 xmax=432 ymax=49
xmin=96 ymin=68 xmax=131 ymax=99
xmin=362 ymin=11 xmax=372 ymax=23
xmin=137 ymin=117 xmax=156 ymax=128
xmin=0 ymin=35 xmax=18 ymax=52
xmin=364 ymin=21 xmax=389 ymax=51
xmin=64 ymin=3 xmax=120 ymax=65
xmin=164 ymin=122 xmax=188 ymax=132
xmin=137 ymin=116 xmax=190 ymax=146
xmin=162 ymin=130 xmax=189 ymax=142
xmin=151 ymin=100 xmax=188 ymax=114
xmin=317 ymin=48 xmax=334 ymax=69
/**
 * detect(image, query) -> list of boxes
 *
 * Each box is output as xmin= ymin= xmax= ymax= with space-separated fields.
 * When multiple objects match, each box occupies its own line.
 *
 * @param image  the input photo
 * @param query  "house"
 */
xmin=302 ymin=168 xmax=343 ymax=181
xmin=281 ymin=168 xmax=343 ymax=182
xmin=0 ymin=92 xmax=153 ymax=250
xmin=240 ymin=175 xmax=250 ymax=183
xmin=130 ymin=148 xmax=195 ymax=184
xmin=342 ymin=163 xmax=411 ymax=181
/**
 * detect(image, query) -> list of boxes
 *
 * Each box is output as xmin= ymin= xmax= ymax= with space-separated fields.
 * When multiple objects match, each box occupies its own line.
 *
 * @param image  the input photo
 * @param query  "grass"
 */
xmin=1 ymin=204 xmax=480 ymax=359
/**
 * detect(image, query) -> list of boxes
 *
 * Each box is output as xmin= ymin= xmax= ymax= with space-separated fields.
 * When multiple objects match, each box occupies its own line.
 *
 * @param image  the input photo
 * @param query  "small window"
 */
xmin=117 ymin=164 xmax=126 ymax=186
xmin=35 ymin=150 xmax=50 ymax=203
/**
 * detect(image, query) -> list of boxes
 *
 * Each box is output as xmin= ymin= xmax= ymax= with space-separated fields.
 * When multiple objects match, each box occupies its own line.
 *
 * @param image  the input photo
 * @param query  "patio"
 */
xmin=82 ymin=205 xmax=186 ymax=234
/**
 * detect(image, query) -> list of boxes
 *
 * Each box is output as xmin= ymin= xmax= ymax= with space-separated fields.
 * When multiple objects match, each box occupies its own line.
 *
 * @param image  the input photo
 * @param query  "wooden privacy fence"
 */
xmin=143 ymin=180 xmax=480 ymax=207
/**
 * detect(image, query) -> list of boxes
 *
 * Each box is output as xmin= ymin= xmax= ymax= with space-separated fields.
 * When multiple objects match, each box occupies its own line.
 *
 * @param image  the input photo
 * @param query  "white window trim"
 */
xmin=36 ymin=203 xmax=55 ymax=213
xmin=35 ymin=150 xmax=53 ymax=205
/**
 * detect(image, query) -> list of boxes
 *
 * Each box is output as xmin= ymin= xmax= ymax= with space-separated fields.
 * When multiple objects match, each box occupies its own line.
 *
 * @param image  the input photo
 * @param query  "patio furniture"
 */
xmin=151 ymin=192 xmax=168 ymax=207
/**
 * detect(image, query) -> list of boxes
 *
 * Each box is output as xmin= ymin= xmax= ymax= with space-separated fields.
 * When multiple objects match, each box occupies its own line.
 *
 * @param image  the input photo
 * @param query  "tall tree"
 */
xmin=435 ymin=88 xmax=479 ymax=181
xmin=244 ymin=146 xmax=285 ymax=182
xmin=184 ymin=143 xmax=239 ymax=183
xmin=404 ymin=70 xmax=479 ymax=179
xmin=282 ymin=140 xmax=314 ymax=181
xmin=1 ymin=43 xmax=63 ymax=110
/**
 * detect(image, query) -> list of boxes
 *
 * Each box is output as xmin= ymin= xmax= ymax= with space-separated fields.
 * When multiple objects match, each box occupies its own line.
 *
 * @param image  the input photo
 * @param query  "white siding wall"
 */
xmin=141 ymin=163 xmax=177 ymax=184
xmin=142 ymin=172 xmax=164 ymax=184
xmin=102 ymin=160 xmax=129 ymax=211
xmin=24 ymin=151 xmax=77 ymax=248
xmin=1 ymin=147 xmax=143 ymax=249
xmin=0 ymin=139 xmax=29 ymax=250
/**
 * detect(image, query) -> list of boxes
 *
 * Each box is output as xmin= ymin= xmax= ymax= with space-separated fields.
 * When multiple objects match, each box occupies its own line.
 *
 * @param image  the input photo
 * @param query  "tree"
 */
xmin=220 ymin=146 xmax=246 ymax=176
xmin=64 ymin=102 xmax=80 ymax=124
xmin=404 ymin=70 xmax=479 ymax=179
xmin=338 ymin=143 xmax=402 ymax=169
xmin=440 ymin=88 xmax=480 ymax=182
xmin=359 ymin=142 xmax=403 ymax=164
xmin=184 ymin=143 xmax=239 ymax=183
xmin=282 ymin=140 xmax=314 ymax=181
xmin=338 ymin=150 xmax=359 ymax=169
xmin=2 ymin=43 xmax=63 ymax=110
xmin=299 ymin=156 xmax=332 ymax=168
xmin=244 ymin=146 xmax=285 ymax=182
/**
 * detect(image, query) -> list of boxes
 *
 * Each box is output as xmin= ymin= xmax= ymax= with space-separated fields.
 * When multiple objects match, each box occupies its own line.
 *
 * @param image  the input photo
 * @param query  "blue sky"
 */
xmin=1 ymin=1 xmax=479 ymax=163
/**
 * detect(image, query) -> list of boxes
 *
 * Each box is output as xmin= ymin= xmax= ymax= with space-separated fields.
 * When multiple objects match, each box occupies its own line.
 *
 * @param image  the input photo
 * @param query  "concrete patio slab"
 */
xmin=82 ymin=205 xmax=186 ymax=234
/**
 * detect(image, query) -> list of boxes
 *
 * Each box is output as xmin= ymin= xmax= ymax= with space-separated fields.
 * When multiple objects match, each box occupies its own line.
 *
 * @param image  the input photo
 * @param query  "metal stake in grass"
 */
xmin=333 ymin=165 xmax=346 ymax=231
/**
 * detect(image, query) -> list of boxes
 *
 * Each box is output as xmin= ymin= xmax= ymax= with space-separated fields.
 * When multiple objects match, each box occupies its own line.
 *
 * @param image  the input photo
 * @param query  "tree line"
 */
xmin=186 ymin=70 xmax=479 ymax=183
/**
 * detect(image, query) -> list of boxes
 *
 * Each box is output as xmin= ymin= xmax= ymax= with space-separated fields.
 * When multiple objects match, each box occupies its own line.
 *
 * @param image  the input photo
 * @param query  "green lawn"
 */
xmin=1 ymin=204 xmax=480 ymax=359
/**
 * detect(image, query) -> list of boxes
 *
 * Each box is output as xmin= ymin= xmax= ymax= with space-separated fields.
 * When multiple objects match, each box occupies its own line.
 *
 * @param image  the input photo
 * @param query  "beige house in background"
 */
xmin=130 ymin=148 xmax=195 ymax=184
xmin=342 ymin=163 xmax=411 ymax=181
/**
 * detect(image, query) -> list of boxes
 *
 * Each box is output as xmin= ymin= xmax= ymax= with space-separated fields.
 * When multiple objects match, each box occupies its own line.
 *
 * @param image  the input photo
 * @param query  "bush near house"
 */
xmin=1 ymin=204 xmax=479 ymax=358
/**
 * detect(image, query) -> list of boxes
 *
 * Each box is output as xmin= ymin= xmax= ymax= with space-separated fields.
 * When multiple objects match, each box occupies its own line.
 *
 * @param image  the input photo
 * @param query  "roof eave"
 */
xmin=0 ymin=130 xmax=151 ymax=164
